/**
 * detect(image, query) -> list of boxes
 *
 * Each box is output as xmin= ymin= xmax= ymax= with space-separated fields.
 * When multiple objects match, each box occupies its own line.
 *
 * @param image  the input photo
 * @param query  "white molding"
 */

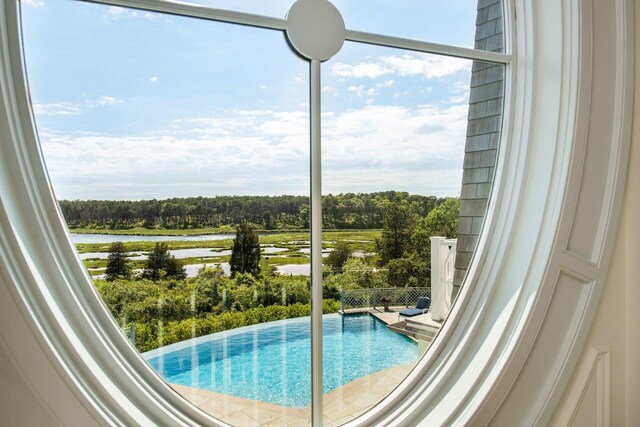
xmin=353 ymin=0 xmax=633 ymax=424
xmin=552 ymin=345 xmax=611 ymax=427
xmin=0 ymin=1 xmax=633 ymax=427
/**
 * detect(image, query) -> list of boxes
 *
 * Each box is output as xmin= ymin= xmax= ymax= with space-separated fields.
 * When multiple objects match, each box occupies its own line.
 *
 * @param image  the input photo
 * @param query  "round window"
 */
xmin=0 ymin=0 xmax=632 ymax=426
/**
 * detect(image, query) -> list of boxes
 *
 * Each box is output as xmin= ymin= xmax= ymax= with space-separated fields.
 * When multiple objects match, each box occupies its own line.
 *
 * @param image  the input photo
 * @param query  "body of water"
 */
xmin=143 ymin=313 xmax=417 ymax=407
xmin=276 ymin=264 xmax=311 ymax=276
xmin=184 ymin=263 xmax=231 ymax=277
xmin=75 ymin=233 xmax=314 ymax=277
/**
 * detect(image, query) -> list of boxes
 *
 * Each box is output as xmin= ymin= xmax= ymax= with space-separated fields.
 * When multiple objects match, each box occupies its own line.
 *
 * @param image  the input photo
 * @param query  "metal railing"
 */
xmin=121 ymin=322 xmax=135 ymax=345
xmin=340 ymin=286 xmax=431 ymax=312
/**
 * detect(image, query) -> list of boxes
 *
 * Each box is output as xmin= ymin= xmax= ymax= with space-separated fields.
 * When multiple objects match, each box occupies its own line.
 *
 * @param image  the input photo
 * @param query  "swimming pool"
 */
xmin=144 ymin=313 xmax=418 ymax=407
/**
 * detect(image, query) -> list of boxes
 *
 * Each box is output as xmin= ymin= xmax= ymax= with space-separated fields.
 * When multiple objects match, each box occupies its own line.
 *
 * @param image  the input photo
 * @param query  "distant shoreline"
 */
xmin=69 ymin=227 xmax=236 ymax=237
xmin=68 ymin=227 xmax=382 ymax=237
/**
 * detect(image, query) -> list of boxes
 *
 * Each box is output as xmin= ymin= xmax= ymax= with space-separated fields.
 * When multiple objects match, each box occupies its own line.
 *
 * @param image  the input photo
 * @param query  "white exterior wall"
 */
xmin=0 ymin=1 xmax=638 ymax=426
xmin=549 ymin=3 xmax=640 ymax=422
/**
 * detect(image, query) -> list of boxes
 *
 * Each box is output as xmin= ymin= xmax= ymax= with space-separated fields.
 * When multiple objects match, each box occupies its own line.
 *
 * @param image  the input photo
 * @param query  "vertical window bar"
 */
xmin=310 ymin=57 xmax=323 ymax=426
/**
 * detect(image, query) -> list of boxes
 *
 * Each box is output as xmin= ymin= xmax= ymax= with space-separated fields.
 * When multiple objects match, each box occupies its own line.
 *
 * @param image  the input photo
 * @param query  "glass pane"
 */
xmin=334 ymin=0 xmax=505 ymax=53
xmin=320 ymin=41 xmax=503 ymax=424
xmin=133 ymin=0 xmax=505 ymax=54
xmin=160 ymin=0 xmax=296 ymax=20
xmin=22 ymin=1 xmax=314 ymax=425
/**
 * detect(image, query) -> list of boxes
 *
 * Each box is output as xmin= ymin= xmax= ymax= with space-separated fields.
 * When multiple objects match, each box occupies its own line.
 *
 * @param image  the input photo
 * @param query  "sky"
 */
xmin=20 ymin=0 xmax=482 ymax=201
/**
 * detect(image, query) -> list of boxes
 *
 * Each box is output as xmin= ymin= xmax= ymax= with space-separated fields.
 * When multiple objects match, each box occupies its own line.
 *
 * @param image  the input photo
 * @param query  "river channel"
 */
xmin=72 ymin=233 xmax=311 ymax=277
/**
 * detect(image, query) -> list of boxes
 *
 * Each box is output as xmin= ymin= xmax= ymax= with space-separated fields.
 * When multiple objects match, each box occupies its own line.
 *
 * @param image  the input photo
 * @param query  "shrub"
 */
xmin=132 ymin=300 xmax=340 ymax=352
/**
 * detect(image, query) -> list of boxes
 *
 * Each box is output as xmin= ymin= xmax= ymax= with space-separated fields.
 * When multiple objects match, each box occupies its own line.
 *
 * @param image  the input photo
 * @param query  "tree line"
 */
xmin=107 ymin=241 xmax=187 ymax=281
xmin=105 ymin=223 xmax=263 ymax=281
xmin=106 ymin=198 xmax=461 ymax=289
xmin=98 ymin=199 xmax=461 ymax=351
xmin=59 ymin=192 xmax=447 ymax=230
xmin=324 ymin=198 xmax=461 ymax=288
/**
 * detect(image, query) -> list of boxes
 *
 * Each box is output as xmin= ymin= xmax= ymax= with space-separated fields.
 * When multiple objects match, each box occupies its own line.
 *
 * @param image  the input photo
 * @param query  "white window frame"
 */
xmin=0 ymin=0 xmax=633 ymax=426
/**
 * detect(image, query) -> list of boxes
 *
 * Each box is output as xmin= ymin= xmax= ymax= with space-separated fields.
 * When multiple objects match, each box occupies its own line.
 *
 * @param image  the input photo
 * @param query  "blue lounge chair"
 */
xmin=399 ymin=297 xmax=431 ymax=317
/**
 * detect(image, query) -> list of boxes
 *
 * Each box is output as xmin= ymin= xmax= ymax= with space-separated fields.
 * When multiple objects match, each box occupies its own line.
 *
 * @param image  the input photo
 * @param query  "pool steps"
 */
xmin=387 ymin=318 xmax=440 ymax=343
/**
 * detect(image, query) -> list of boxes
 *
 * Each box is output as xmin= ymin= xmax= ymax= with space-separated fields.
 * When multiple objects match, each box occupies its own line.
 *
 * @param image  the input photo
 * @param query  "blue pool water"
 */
xmin=144 ymin=313 xmax=417 ymax=407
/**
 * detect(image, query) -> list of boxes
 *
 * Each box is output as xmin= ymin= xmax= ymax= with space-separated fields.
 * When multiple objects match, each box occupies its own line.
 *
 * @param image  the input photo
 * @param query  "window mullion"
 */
xmin=309 ymin=57 xmax=323 ymax=427
xmin=81 ymin=0 xmax=287 ymax=31
xmin=345 ymin=29 xmax=511 ymax=63
xmin=84 ymin=1 xmax=509 ymax=64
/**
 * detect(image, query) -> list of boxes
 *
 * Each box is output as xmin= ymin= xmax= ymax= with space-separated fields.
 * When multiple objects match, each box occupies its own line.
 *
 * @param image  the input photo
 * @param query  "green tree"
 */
xmin=263 ymin=210 xmax=274 ymax=229
xmin=141 ymin=242 xmax=186 ymax=280
xmin=230 ymin=223 xmax=261 ymax=277
xmin=193 ymin=265 xmax=226 ymax=314
xmin=419 ymin=197 xmax=460 ymax=238
xmin=376 ymin=202 xmax=416 ymax=265
xmin=386 ymin=255 xmax=429 ymax=287
xmin=105 ymin=241 xmax=131 ymax=281
xmin=411 ymin=221 xmax=432 ymax=260
xmin=404 ymin=197 xmax=460 ymax=283
xmin=324 ymin=241 xmax=352 ymax=273
xmin=326 ymin=257 xmax=385 ymax=290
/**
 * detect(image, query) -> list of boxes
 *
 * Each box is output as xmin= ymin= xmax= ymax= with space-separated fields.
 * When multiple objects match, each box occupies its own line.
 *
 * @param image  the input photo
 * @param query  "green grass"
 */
xmin=76 ymin=229 xmax=381 ymax=272
xmin=262 ymin=256 xmax=309 ymax=266
xmin=259 ymin=230 xmax=380 ymax=251
xmin=75 ymin=239 xmax=233 ymax=254
xmin=69 ymin=226 xmax=378 ymax=236
xmin=74 ymin=230 xmax=379 ymax=254
xmin=68 ymin=226 xmax=237 ymax=236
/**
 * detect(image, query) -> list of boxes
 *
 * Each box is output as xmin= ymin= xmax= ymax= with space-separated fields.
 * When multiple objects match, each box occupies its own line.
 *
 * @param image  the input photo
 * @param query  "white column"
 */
xmin=430 ymin=237 xmax=457 ymax=321
xmin=430 ymin=237 xmax=444 ymax=320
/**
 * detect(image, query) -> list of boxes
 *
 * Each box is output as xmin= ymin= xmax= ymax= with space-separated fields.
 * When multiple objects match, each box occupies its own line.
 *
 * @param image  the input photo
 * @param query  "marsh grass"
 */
xmin=76 ymin=230 xmax=382 ymax=274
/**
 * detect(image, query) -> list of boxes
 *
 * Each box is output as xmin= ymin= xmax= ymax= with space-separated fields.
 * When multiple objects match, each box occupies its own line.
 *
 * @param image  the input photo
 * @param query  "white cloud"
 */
xmin=149 ymin=76 xmax=159 ymax=83
xmin=23 ymin=0 xmax=46 ymax=6
xmin=34 ymin=96 xmax=125 ymax=115
xmin=451 ymin=80 xmax=470 ymax=93
xmin=40 ymin=102 xmax=469 ymax=199
xmin=33 ymin=102 xmax=81 ymax=116
xmin=448 ymin=81 xmax=470 ymax=104
xmin=381 ymin=55 xmax=470 ymax=78
xmin=108 ymin=6 xmax=136 ymax=18
xmin=376 ymin=80 xmax=395 ymax=88
xmin=332 ymin=62 xmax=390 ymax=79
xmin=347 ymin=85 xmax=365 ymax=97
xmin=321 ymin=104 xmax=468 ymax=195
xmin=106 ymin=6 xmax=170 ymax=22
xmin=97 ymin=96 xmax=122 ymax=105
xmin=332 ymin=54 xmax=470 ymax=80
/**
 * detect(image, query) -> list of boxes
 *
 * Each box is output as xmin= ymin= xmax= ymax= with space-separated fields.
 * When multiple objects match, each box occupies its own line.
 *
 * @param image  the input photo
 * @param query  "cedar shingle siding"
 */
xmin=453 ymin=0 xmax=504 ymax=295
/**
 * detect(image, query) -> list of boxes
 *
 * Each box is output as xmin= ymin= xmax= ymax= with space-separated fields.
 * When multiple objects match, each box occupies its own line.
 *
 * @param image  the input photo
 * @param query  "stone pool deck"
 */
xmin=362 ymin=307 xmax=442 ymax=329
xmin=171 ymin=361 xmax=414 ymax=426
